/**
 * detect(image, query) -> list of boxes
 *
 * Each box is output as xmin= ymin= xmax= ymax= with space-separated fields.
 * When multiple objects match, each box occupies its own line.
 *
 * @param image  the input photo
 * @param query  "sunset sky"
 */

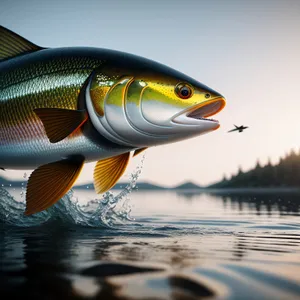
xmin=1 ymin=0 xmax=300 ymax=187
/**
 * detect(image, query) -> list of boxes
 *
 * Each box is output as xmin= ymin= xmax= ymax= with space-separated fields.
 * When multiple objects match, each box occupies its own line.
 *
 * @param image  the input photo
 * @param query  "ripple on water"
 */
xmin=1 ymin=159 xmax=300 ymax=299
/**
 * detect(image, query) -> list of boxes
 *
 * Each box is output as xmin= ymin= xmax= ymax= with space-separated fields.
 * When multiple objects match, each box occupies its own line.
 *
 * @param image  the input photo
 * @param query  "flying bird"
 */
xmin=228 ymin=125 xmax=248 ymax=133
xmin=0 ymin=26 xmax=226 ymax=216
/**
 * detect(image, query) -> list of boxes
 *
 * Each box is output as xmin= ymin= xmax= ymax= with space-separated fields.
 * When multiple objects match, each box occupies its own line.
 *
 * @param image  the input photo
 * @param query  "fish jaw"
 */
xmin=172 ymin=97 xmax=226 ymax=130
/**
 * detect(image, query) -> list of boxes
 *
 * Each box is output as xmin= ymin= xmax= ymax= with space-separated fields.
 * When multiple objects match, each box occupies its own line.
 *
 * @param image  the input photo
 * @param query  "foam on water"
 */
xmin=0 ymin=155 xmax=145 ymax=228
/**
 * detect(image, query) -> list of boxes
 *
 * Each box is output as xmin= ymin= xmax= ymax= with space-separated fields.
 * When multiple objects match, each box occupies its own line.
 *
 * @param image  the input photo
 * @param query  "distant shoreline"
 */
xmin=1 ymin=178 xmax=300 ymax=193
xmin=173 ymin=187 xmax=300 ymax=193
xmin=74 ymin=185 xmax=300 ymax=193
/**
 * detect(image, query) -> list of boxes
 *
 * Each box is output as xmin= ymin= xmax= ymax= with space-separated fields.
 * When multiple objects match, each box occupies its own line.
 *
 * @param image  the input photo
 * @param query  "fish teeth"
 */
xmin=192 ymin=116 xmax=217 ymax=122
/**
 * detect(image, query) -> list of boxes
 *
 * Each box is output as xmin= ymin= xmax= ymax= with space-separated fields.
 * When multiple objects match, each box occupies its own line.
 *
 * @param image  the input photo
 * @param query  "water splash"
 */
xmin=0 ymin=155 xmax=145 ymax=228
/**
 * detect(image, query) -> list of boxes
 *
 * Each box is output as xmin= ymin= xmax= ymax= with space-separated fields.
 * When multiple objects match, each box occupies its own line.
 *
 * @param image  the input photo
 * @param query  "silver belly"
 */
xmin=0 ymin=132 xmax=132 ymax=169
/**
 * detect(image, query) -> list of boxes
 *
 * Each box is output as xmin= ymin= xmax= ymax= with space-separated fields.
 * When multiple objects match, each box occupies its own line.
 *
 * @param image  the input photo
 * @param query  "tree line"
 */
xmin=210 ymin=149 xmax=300 ymax=188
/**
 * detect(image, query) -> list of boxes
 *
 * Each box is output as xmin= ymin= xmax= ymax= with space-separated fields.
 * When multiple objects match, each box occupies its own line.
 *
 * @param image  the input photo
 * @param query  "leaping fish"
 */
xmin=0 ymin=26 xmax=226 ymax=215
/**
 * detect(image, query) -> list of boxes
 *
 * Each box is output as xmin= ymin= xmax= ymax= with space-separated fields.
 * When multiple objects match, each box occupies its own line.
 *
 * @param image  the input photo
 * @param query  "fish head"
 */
xmin=86 ymin=54 xmax=226 ymax=147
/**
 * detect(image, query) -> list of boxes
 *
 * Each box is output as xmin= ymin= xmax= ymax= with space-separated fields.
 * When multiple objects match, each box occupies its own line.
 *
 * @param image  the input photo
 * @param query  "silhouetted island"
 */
xmin=172 ymin=182 xmax=203 ymax=190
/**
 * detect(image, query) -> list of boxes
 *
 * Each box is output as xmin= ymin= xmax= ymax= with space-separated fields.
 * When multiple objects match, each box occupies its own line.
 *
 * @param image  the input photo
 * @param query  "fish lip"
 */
xmin=172 ymin=97 xmax=226 ymax=126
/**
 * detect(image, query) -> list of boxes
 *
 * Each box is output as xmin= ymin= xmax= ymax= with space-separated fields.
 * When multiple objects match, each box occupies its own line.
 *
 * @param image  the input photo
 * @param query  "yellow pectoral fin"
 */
xmin=25 ymin=157 xmax=85 ymax=216
xmin=94 ymin=153 xmax=131 ymax=194
xmin=133 ymin=147 xmax=148 ymax=157
xmin=34 ymin=108 xmax=88 ymax=143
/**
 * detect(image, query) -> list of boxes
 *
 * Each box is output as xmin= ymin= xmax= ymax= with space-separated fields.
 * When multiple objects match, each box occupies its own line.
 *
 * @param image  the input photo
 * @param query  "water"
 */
xmin=1 ymin=186 xmax=300 ymax=299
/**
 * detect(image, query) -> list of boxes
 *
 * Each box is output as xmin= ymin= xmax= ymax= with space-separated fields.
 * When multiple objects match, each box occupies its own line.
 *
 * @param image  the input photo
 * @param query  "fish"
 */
xmin=0 ymin=25 xmax=226 ymax=216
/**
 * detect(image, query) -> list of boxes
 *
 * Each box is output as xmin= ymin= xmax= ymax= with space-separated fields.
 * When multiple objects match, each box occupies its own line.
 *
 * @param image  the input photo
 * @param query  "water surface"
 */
xmin=1 ymin=188 xmax=300 ymax=299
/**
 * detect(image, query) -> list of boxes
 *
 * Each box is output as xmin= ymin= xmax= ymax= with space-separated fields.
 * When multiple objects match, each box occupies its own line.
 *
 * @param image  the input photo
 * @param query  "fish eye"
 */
xmin=175 ymin=83 xmax=193 ymax=99
xmin=205 ymin=93 xmax=211 ymax=99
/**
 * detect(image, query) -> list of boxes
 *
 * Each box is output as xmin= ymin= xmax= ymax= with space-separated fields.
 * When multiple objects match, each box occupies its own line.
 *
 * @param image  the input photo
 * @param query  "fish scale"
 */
xmin=0 ymin=50 xmax=132 ymax=169
xmin=1 ymin=57 xmax=92 ymax=147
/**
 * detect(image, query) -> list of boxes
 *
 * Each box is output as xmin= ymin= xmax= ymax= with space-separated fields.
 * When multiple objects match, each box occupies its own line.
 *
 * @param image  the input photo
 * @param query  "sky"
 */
xmin=1 ymin=0 xmax=300 ymax=187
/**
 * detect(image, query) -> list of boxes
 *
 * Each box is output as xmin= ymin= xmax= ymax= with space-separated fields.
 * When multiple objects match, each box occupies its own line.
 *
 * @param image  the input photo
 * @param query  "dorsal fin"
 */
xmin=0 ymin=25 xmax=44 ymax=61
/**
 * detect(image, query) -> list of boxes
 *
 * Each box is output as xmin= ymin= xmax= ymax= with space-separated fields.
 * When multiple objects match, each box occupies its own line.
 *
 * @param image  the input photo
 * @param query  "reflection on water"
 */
xmin=1 ymin=190 xmax=300 ymax=299
xmin=177 ymin=189 xmax=300 ymax=215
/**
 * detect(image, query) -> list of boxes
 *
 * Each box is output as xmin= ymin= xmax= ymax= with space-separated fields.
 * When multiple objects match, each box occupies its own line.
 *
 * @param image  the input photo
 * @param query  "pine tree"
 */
xmin=214 ymin=148 xmax=300 ymax=188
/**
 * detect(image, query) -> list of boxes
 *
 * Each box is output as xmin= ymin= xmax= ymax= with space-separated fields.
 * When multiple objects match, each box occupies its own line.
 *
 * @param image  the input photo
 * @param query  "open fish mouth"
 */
xmin=172 ymin=97 xmax=226 ymax=126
